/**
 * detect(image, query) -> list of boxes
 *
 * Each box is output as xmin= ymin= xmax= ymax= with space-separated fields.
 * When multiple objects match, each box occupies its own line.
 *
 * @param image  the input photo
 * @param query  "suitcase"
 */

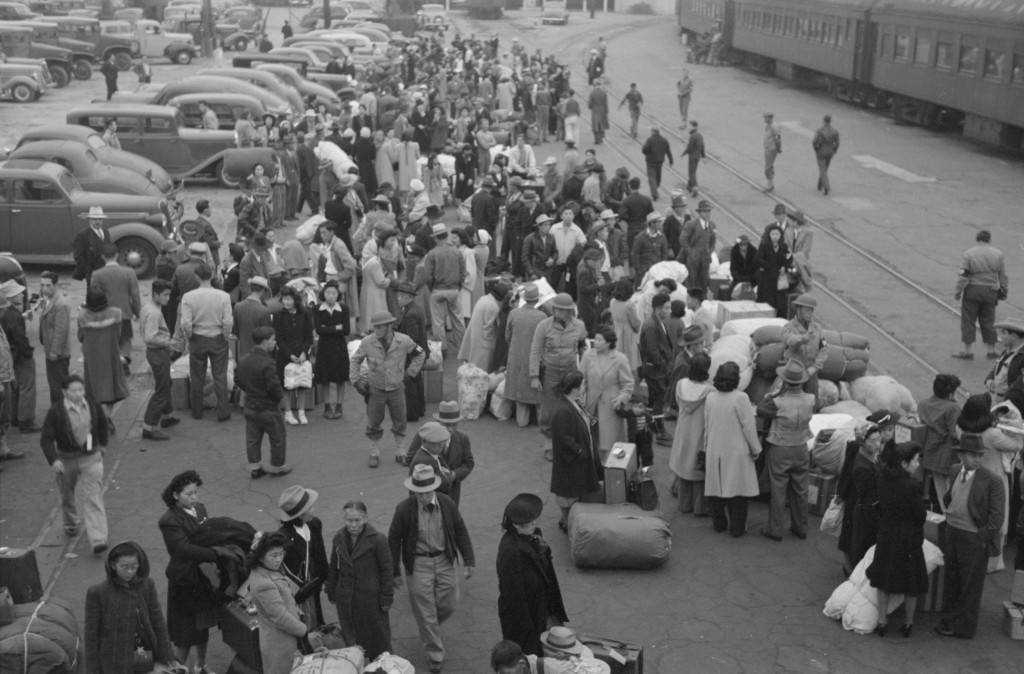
xmin=807 ymin=472 xmax=837 ymax=517
xmin=170 ymin=377 xmax=190 ymax=411
xmin=568 ymin=503 xmax=671 ymax=570
xmin=0 ymin=548 xmax=42 ymax=604
xmin=576 ymin=633 xmax=644 ymax=674
xmin=603 ymin=442 xmax=638 ymax=505
xmin=219 ymin=602 xmax=262 ymax=672
xmin=423 ymin=368 xmax=444 ymax=404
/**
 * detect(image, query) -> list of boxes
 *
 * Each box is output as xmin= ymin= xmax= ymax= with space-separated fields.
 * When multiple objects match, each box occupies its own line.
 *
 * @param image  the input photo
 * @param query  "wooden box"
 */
xmin=807 ymin=472 xmax=836 ymax=516
xmin=424 ymin=368 xmax=444 ymax=403
xmin=219 ymin=602 xmax=262 ymax=673
xmin=921 ymin=564 xmax=947 ymax=612
xmin=894 ymin=417 xmax=927 ymax=446
xmin=716 ymin=300 xmax=776 ymax=328
xmin=0 ymin=548 xmax=42 ymax=604
xmin=1002 ymin=601 xmax=1024 ymax=640
xmin=603 ymin=442 xmax=638 ymax=506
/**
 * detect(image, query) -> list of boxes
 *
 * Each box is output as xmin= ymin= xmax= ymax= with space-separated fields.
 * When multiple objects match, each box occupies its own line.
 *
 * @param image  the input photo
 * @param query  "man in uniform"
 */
xmin=781 ymin=294 xmax=829 ymax=396
xmin=588 ymin=80 xmax=609 ymax=145
xmin=953 ymin=229 xmax=1008 ymax=360
xmin=396 ymin=282 xmax=428 ymax=423
xmin=812 ymin=114 xmax=840 ymax=195
xmin=763 ymin=112 xmax=782 ymax=192
xmin=682 ymin=120 xmax=706 ymax=197
xmin=676 ymin=72 xmax=694 ymax=128
xmin=529 ymin=294 xmax=587 ymax=458
xmin=639 ymin=294 xmax=674 ymax=444
xmin=630 ymin=212 xmax=668 ymax=290
xmin=619 ymin=82 xmax=644 ymax=139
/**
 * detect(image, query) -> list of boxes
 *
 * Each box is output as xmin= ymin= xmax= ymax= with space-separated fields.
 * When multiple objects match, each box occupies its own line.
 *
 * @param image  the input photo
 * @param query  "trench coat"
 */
xmin=579 ymin=348 xmax=634 ymax=452
xmin=496 ymin=529 xmax=569 ymax=657
xmin=550 ymin=395 xmax=602 ymax=498
xmin=703 ymin=389 xmax=762 ymax=497
xmin=866 ymin=472 xmax=928 ymax=595
xmin=396 ymin=141 xmax=420 ymax=192
xmin=359 ymin=255 xmax=392 ymax=333
xmin=375 ymin=138 xmax=398 ymax=188
xmin=588 ymin=87 xmax=609 ymax=136
xmin=326 ymin=524 xmax=394 ymax=661
xmin=669 ymin=379 xmax=711 ymax=480
xmin=504 ymin=304 xmax=546 ymax=405
xmin=247 ymin=565 xmax=306 ymax=674
xmin=458 ymin=293 xmax=500 ymax=371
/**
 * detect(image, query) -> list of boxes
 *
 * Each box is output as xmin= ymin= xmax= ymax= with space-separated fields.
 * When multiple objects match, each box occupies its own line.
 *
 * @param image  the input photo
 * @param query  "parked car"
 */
xmin=9 ymin=125 xmax=175 ymax=193
xmin=0 ymin=56 xmax=47 ymax=101
xmin=162 ymin=16 xmax=250 ymax=51
xmin=0 ymin=2 xmax=37 ymax=21
xmin=281 ymin=36 xmax=349 ymax=60
xmin=131 ymin=18 xmax=196 ymax=64
xmin=66 ymin=104 xmax=240 ymax=187
xmin=107 ymin=75 xmax=293 ymax=119
xmin=169 ymin=92 xmax=267 ymax=131
xmin=541 ymin=1 xmax=568 ymax=25
xmin=268 ymin=45 xmax=333 ymax=71
xmin=5 ymin=18 xmax=94 ymax=79
xmin=298 ymin=2 xmax=349 ymax=31
xmin=27 ymin=0 xmax=87 ymax=15
xmin=7 ymin=140 xmax=167 ymax=196
xmin=0 ymin=159 xmax=170 ymax=277
xmin=195 ymin=66 xmax=304 ymax=114
xmin=50 ymin=15 xmax=137 ymax=71
xmin=219 ymin=5 xmax=263 ymax=31
xmin=0 ymin=22 xmax=72 ymax=86
xmin=416 ymin=4 xmax=447 ymax=27
xmin=254 ymin=63 xmax=341 ymax=114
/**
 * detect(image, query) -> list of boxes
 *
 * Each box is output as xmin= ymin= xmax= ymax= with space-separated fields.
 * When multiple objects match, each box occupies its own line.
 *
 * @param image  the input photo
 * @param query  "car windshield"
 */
xmin=58 ymin=171 xmax=81 ymax=194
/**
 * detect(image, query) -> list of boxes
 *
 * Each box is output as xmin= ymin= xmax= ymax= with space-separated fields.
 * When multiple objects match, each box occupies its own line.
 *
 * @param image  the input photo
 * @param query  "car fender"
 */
xmin=217 ymin=147 xmax=277 ymax=180
xmin=164 ymin=42 xmax=197 ymax=58
xmin=223 ymin=30 xmax=248 ymax=47
xmin=105 ymin=221 xmax=166 ymax=249
xmin=2 ymin=75 xmax=42 ymax=93
xmin=101 ymin=45 xmax=132 ymax=60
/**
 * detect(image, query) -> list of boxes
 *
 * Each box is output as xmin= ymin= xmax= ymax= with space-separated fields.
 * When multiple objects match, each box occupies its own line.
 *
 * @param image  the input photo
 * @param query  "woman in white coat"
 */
xmin=359 ymin=235 xmax=395 ymax=334
xmin=669 ymin=352 xmax=712 ymax=516
xmin=453 ymin=228 xmax=478 ymax=320
xmin=579 ymin=326 xmax=635 ymax=456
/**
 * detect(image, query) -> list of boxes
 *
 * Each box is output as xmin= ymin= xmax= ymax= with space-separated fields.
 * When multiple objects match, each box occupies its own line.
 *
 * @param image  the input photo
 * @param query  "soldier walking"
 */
xmin=812 ymin=114 xmax=840 ymax=195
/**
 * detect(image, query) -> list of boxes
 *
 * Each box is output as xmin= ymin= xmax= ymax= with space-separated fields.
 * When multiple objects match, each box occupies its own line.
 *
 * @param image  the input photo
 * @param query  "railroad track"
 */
xmin=456 ymin=13 xmax=976 ymax=399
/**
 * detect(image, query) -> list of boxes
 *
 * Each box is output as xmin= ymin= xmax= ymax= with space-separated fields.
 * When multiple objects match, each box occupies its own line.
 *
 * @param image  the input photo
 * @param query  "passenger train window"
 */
xmin=936 ymin=40 xmax=952 ymax=70
xmin=895 ymin=32 xmax=910 ymax=62
xmin=1013 ymin=54 xmax=1024 ymax=85
xmin=959 ymin=42 xmax=978 ymax=75
xmin=880 ymin=27 xmax=892 ymax=59
xmin=914 ymin=37 xmax=931 ymax=66
xmin=984 ymin=49 xmax=1005 ymax=80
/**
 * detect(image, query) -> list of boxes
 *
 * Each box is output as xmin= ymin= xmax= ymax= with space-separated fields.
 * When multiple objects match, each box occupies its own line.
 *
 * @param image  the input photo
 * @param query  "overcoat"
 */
xmin=158 ymin=504 xmax=218 ymax=647
xmin=458 ymin=293 xmax=500 ymax=371
xmin=866 ymin=472 xmax=928 ymax=595
xmin=496 ymin=529 xmax=569 ymax=657
xmin=550 ymin=395 xmax=602 ymax=498
xmin=669 ymin=379 xmax=712 ymax=480
xmin=326 ymin=524 xmax=394 ymax=661
xmin=579 ymin=349 xmax=634 ymax=452
xmin=247 ymin=565 xmax=306 ymax=674
xmin=504 ymin=305 xmax=546 ymax=405
xmin=278 ymin=516 xmax=329 ymax=629
xmin=703 ymin=390 xmax=762 ymax=498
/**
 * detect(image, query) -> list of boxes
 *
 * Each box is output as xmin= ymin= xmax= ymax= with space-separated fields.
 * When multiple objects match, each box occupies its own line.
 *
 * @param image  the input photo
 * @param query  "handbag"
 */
xmin=819 ymin=496 xmax=844 ymax=536
xmin=776 ymin=269 xmax=790 ymax=291
xmin=133 ymin=609 xmax=154 ymax=673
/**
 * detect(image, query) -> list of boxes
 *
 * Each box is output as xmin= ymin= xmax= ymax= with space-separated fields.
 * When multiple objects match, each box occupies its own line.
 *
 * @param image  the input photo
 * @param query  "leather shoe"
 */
xmin=250 ymin=468 xmax=267 ymax=479
xmin=790 ymin=527 xmax=807 ymax=540
xmin=93 ymin=543 xmax=108 ymax=555
xmin=268 ymin=466 xmax=293 ymax=476
xmin=142 ymin=429 xmax=170 ymax=441
xmin=160 ymin=416 xmax=181 ymax=428
xmin=428 ymin=661 xmax=443 ymax=673
xmin=951 ymin=351 xmax=974 ymax=360
xmin=761 ymin=529 xmax=782 ymax=542
xmin=934 ymin=625 xmax=967 ymax=638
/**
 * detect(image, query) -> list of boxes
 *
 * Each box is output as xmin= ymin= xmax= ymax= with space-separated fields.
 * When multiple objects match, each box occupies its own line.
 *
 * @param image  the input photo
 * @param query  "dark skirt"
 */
xmin=866 ymin=528 xmax=928 ymax=595
xmin=166 ymin=579 xmax=217 ymax=647
xmin=313 ymin=333 xmax=350 ymax=384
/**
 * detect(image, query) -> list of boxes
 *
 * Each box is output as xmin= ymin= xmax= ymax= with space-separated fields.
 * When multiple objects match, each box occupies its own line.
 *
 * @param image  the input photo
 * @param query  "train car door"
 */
xmin=854 ymin=18 xmax=876 ymax=83
xmin=723 ymin=0 xmax=735 ymax=45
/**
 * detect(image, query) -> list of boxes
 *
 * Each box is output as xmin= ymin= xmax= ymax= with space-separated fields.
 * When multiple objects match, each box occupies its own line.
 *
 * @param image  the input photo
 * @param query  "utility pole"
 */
xmin=324 ymin=0 xmax=332 ymax=29
xmin=201 ymin=0 xmax=214 ymax=56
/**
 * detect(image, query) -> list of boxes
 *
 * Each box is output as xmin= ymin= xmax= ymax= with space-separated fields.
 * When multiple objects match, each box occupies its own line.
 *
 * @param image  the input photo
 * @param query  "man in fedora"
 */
xmin=762 ymin=203 xmax=795 ymax=249
xmin=678 ymin=200 xmax=717 ymax=292
xmin=388 ymin=464 xmax=475 ymax=673
xmin=236 ymin=326 xmax=291 ymax=478
xmin=763 ymin=111 xmax=782 ymax=193
xmin=539 ymin=627 xmax=594 ymax=661
xmin=505 ymin=189 xmax=546 ymax=279
xmin=662 ymin=191 xmax=691 ymax=259
xmin=72 ymin=206 xmax=113 ymax=285
xmin=505 ymin=284 xmax=546 ymax=428
xmin=936 ymin=434 xmax=1005 ymax=639
xmin=396 ymin=281 xmax=428 ymax=422
xmin=781 ymin=293 xmax=828 ymax=395
xmin=421 ymin=225 xmax=467 ymax=355
xmin=986 ymin=318 xmax=1024 ymax=405
xmin=350 ymin=310 xmax=425 ymax=468
xmin=667 ymin=324 xmax=706 ymax=420
xmin=521 ymin=214 xmax=557 ymax=283
xmin=640 ymin=294 xmax=674 ymax=444
xmin=407 ymin=407 xmax=475 ymax=505
xmin=232 ymin=276 xmax=272 ymax=362
xmin=630 ymin=212 xmax=668 ymax=290
xmin=277 ymin=485 xmax=328 ymax=629
xmin=530 ymin=293 xmax=587 ymax=457
xmin=757 ymin=359 xmax=816 ymax=541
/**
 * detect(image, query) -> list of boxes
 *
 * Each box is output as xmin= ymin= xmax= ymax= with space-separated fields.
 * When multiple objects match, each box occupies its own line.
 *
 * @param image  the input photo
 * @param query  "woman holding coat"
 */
xmin=496 ymin=493 xmax=569 ymax=657
xmin=326 ymin=501 xmax=393 ymax=661
xmin=669 ymin=353 xmax=712 ymax=516
xmin=579 ymin=325 xmax=634 ymax=455
xmin=550 ymin=371 xmax=603 ymax=533
xmin=703 ymin=362 xmax=762 ymax=537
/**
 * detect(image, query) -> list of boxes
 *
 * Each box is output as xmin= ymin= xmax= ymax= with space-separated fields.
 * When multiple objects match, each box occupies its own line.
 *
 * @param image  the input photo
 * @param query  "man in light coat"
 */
xmin=38 ymin=271 xmax=73 ymax=403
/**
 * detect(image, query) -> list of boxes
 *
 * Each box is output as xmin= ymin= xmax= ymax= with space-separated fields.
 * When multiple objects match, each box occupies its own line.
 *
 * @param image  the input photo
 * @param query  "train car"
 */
xmin=465 ymin=0 xmax=504 ymax=19
xmin=870 ymin=0 xmax=1024 ymax=148
xmin=677 ymin=0 xmax=726 ymax=38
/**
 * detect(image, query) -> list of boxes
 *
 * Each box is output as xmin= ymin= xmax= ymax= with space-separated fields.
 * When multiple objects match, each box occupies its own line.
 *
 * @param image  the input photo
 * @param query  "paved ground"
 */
xmin=1 ymin=6 xmax=1023 ymax=674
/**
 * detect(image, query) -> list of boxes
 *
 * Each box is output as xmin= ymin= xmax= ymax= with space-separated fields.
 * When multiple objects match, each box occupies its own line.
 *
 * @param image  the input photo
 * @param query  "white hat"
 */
xmin=410 ymin=178 xmax=425 ymax=192
xmin=0 ymin=279 xmax=26 ymax=299
xmin=247 ymin=276 xmax=270 ymax=290
xmin=83 ymin=205 xmax=107 ymax=220
xmin=476 ymin=229 xmax=491 ymax=245
xmin=304 ymin=109 xmax=316 ymax=117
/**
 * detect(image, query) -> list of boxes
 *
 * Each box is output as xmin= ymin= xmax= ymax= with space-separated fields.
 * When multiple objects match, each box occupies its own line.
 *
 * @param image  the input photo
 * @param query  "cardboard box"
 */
xmin=424 ymin=368 xmax=444 ymax=403
xmin=894 ymin=417 xmax=927 ymax=446
xmin=1002 ymin=601 xmax=1024 ymax=640
xmin=921 ymin=564 xmax=947 ymax=612
xmin=807 ymin=472 xmax=836 ymax=516
xmin=0 ymin=548 xmax=42 ymax=604
xmin=924 ymin=511 xmax=947 ymax=548
xmin=604 ymin=442 xmax=638 ymax=505
xmin=219 ymin=602 xmax=262 ymax=672
xmin=171 ymin=377 xmax=190 ymax=410
xmin=716 ymin=300 xmax=776 ymax=328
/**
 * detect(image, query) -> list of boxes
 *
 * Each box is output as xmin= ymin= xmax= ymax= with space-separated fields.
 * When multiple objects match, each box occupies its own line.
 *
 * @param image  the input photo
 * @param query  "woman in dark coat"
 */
xmin=836 ymin=423 xmax=883 ymax=572
xmin=354 ymin=128 xmax=378 ymax=196
xmin=312 ymin=281 xmax=350 ymax=420
xmin=575 ymin=248 xmax=606 ymax=336
xmin=496 ymin=493 xmax=569 ymax=656
xmin=273 ymin=286 xmax=315 ymax=423
xmin=85 ymin=541 xmax=181 ymax=674
xmin=158 ymin=470 xmax=219 ymax=672
xmin=729 ymin=235 xmax=758 ymax=294
xmin=326 ymin=500 xmax=393 ymax=661
xmin=277 ymin=485 xmax=329 ymax=631
xmin=454 ymin=143 xmax=476 ymax=204
xmin=753 ymin=223 xmax=792 ymax=315
xmin=866 ymin=442 xmax=928 ymax=637
xmin=550 ymin=371 xmax=602 ymax=532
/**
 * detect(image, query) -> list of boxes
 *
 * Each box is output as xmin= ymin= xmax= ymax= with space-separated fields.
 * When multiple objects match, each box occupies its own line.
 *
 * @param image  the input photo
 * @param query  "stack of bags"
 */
xmin=751 ymin=326 xmax=870 ymax=384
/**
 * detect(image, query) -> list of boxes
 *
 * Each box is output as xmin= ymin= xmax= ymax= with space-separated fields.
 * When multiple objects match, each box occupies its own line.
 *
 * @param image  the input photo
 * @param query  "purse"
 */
xmin=819 ymin=496 xmax=844 ymax=536
xmin=133 ymin=608 xmax=154 ymax=674
xmin=776 ymin=269 xmax=790 ymax=291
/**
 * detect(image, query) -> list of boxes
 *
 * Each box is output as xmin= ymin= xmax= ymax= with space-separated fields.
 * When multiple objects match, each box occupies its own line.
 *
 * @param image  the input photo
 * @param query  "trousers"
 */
xmin=536 ymin=106 xmax=550 ymax=140
xmin=429 ymin=288 xmax=465 ymax=353
xmin=45 ymin=357 xmax=70 ymax=403
xmin=816 ymin=153 xmax=833 ymax=192
xmin=366 ymin=386 xmax=406 ymax=447
xmin=244 ymin=407 xmax=287 ymax=470
xmin=629 ymin=110 xmax=640 ymax=138
xmin=407 ymin=555 xmax=458 ymax=664
xmin=13 ymin=356 xmax=37 ymax=426
xmin=942 ymin=526 xmax=989 ymax=637
xmin=188 ymin=335 xmax=231 ymax=420
xmin=538 ymin=365 xmax=572 ymax=436
xmin=960 ymin=285 xmax=998 ymax=346
xmin=687 ymin=157 xmax=700 ymax=192
xmin=765 ymin=443 xmax=809 ymax=537
xmin=564 ymin=115 xmax=580 ymax=144
xmin=144 ymin=346 xmax=173 ymax=427
xmin=709 ymin=496 xmax=749 ymax=536
xmin=56 ymin=452 xmax=108 ymax=547
xmin=646 ymin=163 xmax=663 ymax=201
xmin=677 ymin=478 xmax=708 ymax=515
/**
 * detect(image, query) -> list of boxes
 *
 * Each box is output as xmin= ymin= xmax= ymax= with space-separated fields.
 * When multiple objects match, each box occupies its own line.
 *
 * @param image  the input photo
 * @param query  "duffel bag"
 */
xmin=0 ymin=597 xmax=79 ymax=674
xmin=709 ymin=334 xmax=753 ymax=391
xmin=753 ymin=342 xmax=786 ymax=377
xmin=720 ymin=317 xmax=787 ymax=339
xmin=568 ymin=504 xmax=670 ymax=570
xmin=751 ymin=324 xmax=784 ymax=347
xmin=288 ymin=646 xmax=363 ymax=674
xmin=363 ymin=651 xmax=414 ymax=674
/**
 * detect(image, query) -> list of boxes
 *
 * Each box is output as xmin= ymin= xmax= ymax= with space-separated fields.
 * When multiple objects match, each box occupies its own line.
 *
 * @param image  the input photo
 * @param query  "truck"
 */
xmin=130 ymin=18 xmax=196 ymax=65
xmin=0 ymin=52 xmax=47 ymax=101
xmin=1 ymin=18 xmax=95 ymax=79
xmin=0 ymin=22 xmax=71 ymax=86
xmin=51 ymin=15 xmax=137 ymax=71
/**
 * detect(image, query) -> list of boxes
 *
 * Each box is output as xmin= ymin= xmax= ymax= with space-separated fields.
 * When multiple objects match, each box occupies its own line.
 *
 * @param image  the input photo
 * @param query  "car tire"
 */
xmin=117 ymin=237 xmax=157 ymax=278
xmin=217 ymin=161 xmax=241 ymax=189
xmin=174 ymin=50 xmax=193 ymax=65
xmin=50 ymin=65 xmax=70 ymax=88
xmin=114 ymin=52 xmax=132 ymax=71
xmin=234 ymin=37 xmax=248 ymax=51
xmin=73 ymin=58 xmax=93 ymax=80
xmin=11 ymin=83 xmax=34 ymax=103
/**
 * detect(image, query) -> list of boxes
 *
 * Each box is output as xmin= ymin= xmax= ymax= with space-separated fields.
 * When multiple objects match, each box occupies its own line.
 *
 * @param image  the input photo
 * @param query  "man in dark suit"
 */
xmin=504 ymin=189 xmax=546 ymax=280
xmin=406 ymin=405 xmax=476 ymax=505
xmin=470 ymin=177 xmax=500 ymax=253
xmin=296 ymin=131 xmax=320 ymax=216
xmin=618 ymin=177 xmax=654 ymax=252
xmin=677 ymin=200 xmax=717 ymax=292
xmin=936 ymin=436 xmax=1006 ymax=639
xmin=639 ymin=294 xmax=674 ymax=444
xmin=90 ymin=243 xmax=141 ymax=365
xmin=388 ymin=465 xmax=474 ymax=674
xmin=324 ymin=186 xmax=354 ymax=257
xmin=193 ymin=200 xmax=223 ymax=267
xmin=681 ymin=120 xmax=706 ymax=197
xmin=640 ymin=127 xmax=672 ymax=201
xmin=396 ymin=282 xmax=428 ymax=422
xmin=71 ymin=207 xmax=112 ymax=285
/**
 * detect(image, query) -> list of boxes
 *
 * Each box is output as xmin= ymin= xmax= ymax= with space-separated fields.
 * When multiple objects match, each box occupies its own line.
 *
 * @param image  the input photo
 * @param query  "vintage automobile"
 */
xmin=0 ymin=55 xmax=47 ymax=101
xmin=10 ymin=125 xmax=175 ymax=193
xmin=298 ymin=2 xmax=349 ymax=31
xmin=416 ymin=4 xmax=447 ymax=26
xmin=0 ymin=159 xmax=170 ymax=277
xmin=5 ymin=18 xmax=95 ymax=79
xmin=253 ymin=63 xmax=342 ymax=114
xmin=50 ymin=16 xmax=137 ymax=71
xmin=541 ymin=1 xmax=569 ymax=25
xmin=107 ymin=76 xmax=292 ymax=120
xmin=26 ymin=0 xmax=87 ymax=15
xmin=65 ymin=104 xmax=241 ymax=187
xmin=131 ymin=18 xmax=197 ymax=64
xmin=7 ymin=140 xmax=167 ymax=196
xmin=0 ymin=22 xmax=72 ymax=87
xmin=281 ymin=36 xmax=350 ymax=60
xmin=0 ymin=1 xmax=37 ymax=21
xmin=195 ymin=66 xmax=304 ymax=114
xmin=219 ymin=5 xmax=263 ymax=31
xmin=161 ymin=16 xmax=251 ymax=51
xmin=168 ymin=92 xmax=268 ymax=131
xmin=266 ymin=46 xmax=332 ymax=72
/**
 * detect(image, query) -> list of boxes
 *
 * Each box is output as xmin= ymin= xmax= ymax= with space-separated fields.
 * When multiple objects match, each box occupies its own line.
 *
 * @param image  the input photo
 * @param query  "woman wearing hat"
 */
xmin=78 ymin=287 xmax=129 ymax=428
xmin=326 ymin=500 xmax=393 ymax=660
xmin=277 ymin=486 xmax=328 ymax=631
xmin=314 ymin=281 xmax=351 ymax=420
xmin=835 ymin=420 xmax=883 ymax=572
xmin=550 ymin=371 xmax=603 ymax=532
xmin=359 ymin=231 xmax=397 ymax=334
xmin=579 ymin=325 xmax=634 ymax=456
xmin=753 ymin=224 xmax=793 ymax=316
xmin=496 ymin=493 xmax=569 ymax=657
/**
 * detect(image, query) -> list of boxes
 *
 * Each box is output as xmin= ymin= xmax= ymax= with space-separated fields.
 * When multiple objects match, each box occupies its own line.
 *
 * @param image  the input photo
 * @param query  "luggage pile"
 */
xmin=0 ymin=596 xmax=80 ymax=674
xmin=455 ymin=362 xmax=489 ymax=420
xmin=750 ymin=326 xmax=870 ymax=384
